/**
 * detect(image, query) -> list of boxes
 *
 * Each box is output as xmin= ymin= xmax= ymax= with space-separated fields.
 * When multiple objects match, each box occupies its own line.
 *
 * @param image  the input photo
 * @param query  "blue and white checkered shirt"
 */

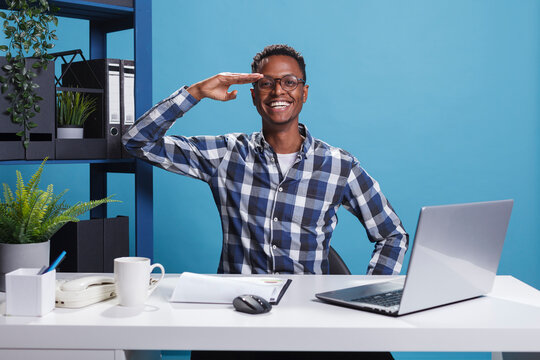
xmin=123 ymin=87 xmax=408 ymax=275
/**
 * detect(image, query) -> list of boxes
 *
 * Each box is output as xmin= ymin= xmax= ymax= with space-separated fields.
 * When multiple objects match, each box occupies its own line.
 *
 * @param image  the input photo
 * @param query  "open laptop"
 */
xmin=316 ymin=199 xmax=513 ymax=316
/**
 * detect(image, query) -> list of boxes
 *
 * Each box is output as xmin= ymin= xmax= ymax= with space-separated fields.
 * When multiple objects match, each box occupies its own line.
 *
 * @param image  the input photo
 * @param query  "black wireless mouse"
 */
xmin=233 ymin=294 xmax=272 ymax=314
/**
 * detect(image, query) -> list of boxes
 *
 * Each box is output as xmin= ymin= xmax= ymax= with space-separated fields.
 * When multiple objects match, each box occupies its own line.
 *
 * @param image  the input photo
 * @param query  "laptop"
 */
xmin=316 ymin=199 xmax=514 ymax=316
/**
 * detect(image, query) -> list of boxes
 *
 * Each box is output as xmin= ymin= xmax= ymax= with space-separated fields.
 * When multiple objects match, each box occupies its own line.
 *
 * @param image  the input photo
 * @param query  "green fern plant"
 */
xmin=0 ymin=158 xmax=119 ymax=244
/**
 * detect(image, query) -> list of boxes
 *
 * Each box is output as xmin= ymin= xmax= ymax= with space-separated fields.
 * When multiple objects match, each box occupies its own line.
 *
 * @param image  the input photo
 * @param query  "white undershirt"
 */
xmin=276 ymin=152 xmax=299 ymax=175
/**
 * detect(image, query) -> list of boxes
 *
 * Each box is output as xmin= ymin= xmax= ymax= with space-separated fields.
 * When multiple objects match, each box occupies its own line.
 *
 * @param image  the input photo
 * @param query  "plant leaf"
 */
xmin=0 ymin=159 xmax=119 ymax=243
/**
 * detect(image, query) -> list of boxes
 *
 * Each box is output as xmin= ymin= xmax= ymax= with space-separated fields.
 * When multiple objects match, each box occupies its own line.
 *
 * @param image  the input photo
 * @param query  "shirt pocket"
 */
xmin=291 ymin=182 xmax=335 ymax=229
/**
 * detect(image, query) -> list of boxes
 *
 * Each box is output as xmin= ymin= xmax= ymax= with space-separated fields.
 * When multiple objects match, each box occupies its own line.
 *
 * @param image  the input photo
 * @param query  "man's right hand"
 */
xmin=187 ymin=72 xmax=264 ymax=102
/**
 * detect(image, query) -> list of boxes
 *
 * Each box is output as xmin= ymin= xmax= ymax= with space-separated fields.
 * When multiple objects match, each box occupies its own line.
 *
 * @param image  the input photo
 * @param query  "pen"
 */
xmin=44 ymin=251 xmax=66 ymax=274
xmin=37 ymin=265 xmax=48 ymax=275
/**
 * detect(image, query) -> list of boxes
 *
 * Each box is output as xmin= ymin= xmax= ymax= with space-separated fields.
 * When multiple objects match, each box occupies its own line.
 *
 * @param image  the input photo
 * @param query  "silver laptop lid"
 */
xmin=398 ymin=199 xmax=513 ymax=315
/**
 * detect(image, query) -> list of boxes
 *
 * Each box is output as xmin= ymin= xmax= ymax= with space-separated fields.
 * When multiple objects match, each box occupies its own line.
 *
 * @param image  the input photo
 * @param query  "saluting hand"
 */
xmin=187 ymin=72 xmax=264 ymax=102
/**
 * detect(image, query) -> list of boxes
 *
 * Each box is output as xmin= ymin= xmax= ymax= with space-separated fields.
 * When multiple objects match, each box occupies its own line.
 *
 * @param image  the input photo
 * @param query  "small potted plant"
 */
xmin=56 ymin=91 xmax=97 ymax=139
xmin=0 ymin=158 xmax=118 ymax=290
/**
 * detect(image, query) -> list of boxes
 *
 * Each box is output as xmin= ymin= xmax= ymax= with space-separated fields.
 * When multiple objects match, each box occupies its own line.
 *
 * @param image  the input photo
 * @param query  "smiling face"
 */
xmin=251 ymin=55 xmax=309 ymax=129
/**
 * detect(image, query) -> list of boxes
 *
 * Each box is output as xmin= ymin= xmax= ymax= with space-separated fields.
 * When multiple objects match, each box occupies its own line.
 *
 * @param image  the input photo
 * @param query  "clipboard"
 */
xmin=271 ymin=278 xmax=292 ymax=305
xmin=169 ymin=273 xmax=292 ymax=305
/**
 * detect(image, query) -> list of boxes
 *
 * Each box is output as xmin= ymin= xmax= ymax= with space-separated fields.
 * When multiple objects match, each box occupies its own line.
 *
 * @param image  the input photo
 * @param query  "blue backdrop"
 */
xmin=1 ymin=1 xmax=538 ymax=359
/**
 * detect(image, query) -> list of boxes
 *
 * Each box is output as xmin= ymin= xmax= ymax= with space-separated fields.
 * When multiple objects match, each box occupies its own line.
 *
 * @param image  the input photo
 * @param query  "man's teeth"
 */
xmin=270 ymin=101 xmax=290 ymax=108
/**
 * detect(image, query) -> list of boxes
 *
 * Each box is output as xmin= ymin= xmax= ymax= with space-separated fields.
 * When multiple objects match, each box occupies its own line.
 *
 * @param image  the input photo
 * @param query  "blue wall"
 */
xmin=150 ymin=0 xmax=540 ymax=286
xmin=1 ymin=2 xmax=539 ymax=358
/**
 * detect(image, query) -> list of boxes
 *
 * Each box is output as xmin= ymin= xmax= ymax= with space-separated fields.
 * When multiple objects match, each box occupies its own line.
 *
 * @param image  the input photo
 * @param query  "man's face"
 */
xmin=251 ymin=55 xmax=309 ymax=128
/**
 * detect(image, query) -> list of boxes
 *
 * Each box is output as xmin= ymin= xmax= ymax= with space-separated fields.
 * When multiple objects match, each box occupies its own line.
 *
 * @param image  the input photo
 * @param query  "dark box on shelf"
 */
xmin=50 ymin=216 xmax=129 ymax=272
xmin=61 ymin=59 xmax=135 ymax=160
xmin=62 ymin=59 xmax=120 ymax=159
xmin=0 ymin=57 xmax=56 ymax=160
xmin=55 ymin=138 xmax=107 ymax=159
xmin=0 ymin=140 xmax=24 ymax=160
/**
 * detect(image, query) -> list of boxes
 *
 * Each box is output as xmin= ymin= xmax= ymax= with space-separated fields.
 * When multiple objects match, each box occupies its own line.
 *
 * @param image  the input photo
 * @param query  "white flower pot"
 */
xmin=57 ymin=127 xmax=84 ymax=139
xmin=0 ymin=241 xmax=50 ymax=291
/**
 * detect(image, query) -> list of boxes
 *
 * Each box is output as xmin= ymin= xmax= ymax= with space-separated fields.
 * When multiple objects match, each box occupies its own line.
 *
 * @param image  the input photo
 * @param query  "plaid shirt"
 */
xmin=123 ymin=87 xmax=408 ymax=275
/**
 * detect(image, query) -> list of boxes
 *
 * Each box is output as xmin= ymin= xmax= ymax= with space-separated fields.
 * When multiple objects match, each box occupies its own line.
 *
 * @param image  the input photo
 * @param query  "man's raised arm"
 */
xmin=122 ymin=73 xmax=263 ymax=181
xmin=187 ymin=72 xmax=263 ymax=101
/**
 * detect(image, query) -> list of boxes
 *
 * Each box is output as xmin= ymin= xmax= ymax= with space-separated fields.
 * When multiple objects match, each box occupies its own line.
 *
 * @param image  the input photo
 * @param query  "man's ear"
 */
xmin=250 ymin=88 xmax=256 ymax=105
xmin=303 ymin=84 xmax=309 ymax=103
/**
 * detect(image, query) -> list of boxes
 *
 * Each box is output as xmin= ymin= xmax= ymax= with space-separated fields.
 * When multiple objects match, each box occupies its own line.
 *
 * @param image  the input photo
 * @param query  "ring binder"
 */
xmin=121 ymin=60 xmax=135 ymax=158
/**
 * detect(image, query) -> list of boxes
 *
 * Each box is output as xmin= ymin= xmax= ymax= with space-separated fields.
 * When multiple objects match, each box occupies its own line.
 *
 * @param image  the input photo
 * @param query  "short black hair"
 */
xmin=251 ymin=44 xmax=306 ymax=81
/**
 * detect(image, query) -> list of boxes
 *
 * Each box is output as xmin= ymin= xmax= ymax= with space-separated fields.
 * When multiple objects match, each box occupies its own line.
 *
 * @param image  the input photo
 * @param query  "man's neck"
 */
xmin=262 ymin=121 xmax=304 ymax=154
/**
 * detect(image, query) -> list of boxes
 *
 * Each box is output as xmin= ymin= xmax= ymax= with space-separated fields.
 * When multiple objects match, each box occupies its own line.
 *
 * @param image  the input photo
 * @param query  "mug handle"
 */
xmin=148 ymin=263 xmax=165 ymax=295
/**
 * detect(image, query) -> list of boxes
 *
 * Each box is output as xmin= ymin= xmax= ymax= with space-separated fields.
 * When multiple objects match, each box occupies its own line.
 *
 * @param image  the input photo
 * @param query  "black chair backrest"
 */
xmin=328 ymin=246 xmax=351 ymax=275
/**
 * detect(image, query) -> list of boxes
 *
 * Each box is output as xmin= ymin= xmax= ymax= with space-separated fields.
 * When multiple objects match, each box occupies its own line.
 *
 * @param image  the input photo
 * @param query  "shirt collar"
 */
xmin=254 ymin=123 xmax=313 ymax=158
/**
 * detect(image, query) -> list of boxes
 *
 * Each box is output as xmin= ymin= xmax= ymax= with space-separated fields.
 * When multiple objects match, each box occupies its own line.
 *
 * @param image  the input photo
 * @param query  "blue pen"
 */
xmin=45 ymin=251 xmax=66 ymax=273
xmin=37 ymin=265 xmax=48 ymax=275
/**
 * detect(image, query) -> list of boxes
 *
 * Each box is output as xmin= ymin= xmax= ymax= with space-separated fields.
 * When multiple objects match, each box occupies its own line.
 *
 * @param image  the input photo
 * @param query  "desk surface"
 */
xmin=1 ymin=275 xmax=540 ymax=352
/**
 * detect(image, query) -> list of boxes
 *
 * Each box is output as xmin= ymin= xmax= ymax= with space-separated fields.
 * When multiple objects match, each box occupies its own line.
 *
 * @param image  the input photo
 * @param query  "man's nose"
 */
xmin=271 ymin=80 xmax=286 ymax=95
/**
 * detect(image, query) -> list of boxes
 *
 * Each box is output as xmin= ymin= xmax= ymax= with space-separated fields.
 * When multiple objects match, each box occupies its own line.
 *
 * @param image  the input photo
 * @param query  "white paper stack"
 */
xmin=169 ymin=272 xmax=289 ymax=304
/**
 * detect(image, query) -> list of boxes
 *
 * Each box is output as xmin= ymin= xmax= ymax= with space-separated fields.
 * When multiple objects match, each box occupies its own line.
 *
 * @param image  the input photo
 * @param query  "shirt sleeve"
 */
xmin=341 ymin=159 xmax=409 ymax=275
xmin=122 ymin=86 xmax=229 ymax=183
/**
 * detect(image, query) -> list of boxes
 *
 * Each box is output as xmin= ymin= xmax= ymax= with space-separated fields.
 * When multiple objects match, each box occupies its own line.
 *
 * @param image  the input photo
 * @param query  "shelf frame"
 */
xmin=0 ymin=0 xmax=154 ymax=261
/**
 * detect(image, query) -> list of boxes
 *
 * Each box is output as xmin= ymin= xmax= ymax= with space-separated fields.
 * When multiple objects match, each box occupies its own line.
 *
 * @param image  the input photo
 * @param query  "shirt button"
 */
xmin=272 ymin=245 xmax=277 ymax=250
xmin=273 ymin=217 xmax=278 ymax=222
xmin=278 ymin=187 xmax=283 ymax=192
xmin=270 ymin=157 xmax=275 ymax=162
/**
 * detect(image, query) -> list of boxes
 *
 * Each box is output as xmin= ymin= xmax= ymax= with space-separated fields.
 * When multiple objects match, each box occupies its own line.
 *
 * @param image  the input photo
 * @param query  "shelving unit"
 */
xmin=0 ymin=0 xmax=154 ymax=260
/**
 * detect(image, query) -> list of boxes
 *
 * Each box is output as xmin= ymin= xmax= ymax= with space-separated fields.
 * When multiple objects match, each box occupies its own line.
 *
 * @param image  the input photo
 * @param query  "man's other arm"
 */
xmin=341 ymin=161 xmax=409 ymax=275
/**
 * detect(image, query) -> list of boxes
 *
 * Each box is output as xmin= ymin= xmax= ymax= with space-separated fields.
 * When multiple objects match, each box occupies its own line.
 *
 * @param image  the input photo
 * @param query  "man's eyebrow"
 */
xmin=262 ymin=73 xmax=297 ymax=78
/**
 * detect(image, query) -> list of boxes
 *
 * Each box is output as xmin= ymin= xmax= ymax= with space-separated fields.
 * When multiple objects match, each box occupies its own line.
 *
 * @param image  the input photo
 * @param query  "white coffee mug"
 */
xmin=114 ymin=257 xmax=165 ymax=307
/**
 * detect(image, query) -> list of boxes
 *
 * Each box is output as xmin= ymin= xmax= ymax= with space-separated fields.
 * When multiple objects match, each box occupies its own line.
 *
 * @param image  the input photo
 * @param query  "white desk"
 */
xmin=1 ymin=275 xmax=540 ymax=357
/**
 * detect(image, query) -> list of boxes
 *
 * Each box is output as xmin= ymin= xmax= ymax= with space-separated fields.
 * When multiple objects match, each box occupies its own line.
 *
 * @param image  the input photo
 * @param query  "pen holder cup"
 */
xmin=5 ymin=268 xmax=56 ymax=316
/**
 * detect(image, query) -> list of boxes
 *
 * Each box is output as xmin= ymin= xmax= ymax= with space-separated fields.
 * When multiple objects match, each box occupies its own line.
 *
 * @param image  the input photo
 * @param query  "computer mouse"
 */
xmin=233 ymin=294 xmax=272 ymax=314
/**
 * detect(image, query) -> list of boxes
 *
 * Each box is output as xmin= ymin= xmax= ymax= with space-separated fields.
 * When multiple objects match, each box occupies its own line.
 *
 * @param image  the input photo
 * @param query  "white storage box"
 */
xmin=5 ymin=268 xmax=56 ymax=316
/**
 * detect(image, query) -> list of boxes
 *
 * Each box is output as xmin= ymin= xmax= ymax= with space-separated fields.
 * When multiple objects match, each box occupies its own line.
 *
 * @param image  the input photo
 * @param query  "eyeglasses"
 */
xmin=255 ymin=75 xmax=306 ymax=92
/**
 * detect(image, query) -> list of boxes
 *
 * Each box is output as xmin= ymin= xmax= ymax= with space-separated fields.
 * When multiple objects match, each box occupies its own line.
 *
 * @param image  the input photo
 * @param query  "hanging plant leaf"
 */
xmin=1 ymin=0 xmax=58 ymax=147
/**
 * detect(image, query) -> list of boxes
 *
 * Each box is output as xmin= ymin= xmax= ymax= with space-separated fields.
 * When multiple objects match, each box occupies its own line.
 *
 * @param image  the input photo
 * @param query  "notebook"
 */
xmin=316 ymin=199 xmax=513 ymax=316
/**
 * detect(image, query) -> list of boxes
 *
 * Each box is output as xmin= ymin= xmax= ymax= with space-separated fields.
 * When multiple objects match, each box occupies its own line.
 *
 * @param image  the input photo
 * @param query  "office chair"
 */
xmin=328 ymin=245 xmax=351 ymax=275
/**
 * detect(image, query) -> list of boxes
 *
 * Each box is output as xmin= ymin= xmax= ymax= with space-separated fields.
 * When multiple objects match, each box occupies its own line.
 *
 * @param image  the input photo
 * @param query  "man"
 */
xmin=123 ymin=44 xmax=406 ymax=359
xmin=124 ymin=44 xmax=408 ymax=275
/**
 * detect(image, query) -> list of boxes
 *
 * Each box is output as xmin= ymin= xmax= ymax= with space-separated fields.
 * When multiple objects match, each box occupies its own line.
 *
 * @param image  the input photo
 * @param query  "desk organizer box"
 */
xmin=0 ymin=57 xmax=56 ymax=160
xmin=50 ymin=216 xmax=129 ymax=273
xmin=5 ymin=268 xmax=56 ymax=316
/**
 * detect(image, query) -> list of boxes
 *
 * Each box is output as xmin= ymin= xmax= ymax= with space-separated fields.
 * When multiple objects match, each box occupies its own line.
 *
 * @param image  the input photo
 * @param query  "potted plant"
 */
xmin=0 ymin=0 xmax=58 ymax=149
xmin=0 ymin=158 xmax=118 ymax=290
xmin=56 ymin=91 xmax=97 ymax=139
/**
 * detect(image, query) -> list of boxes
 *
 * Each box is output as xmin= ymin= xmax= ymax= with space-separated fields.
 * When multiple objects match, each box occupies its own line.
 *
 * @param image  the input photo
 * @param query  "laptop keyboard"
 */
xmin=351 ymin=289 xmax=403 ymax=308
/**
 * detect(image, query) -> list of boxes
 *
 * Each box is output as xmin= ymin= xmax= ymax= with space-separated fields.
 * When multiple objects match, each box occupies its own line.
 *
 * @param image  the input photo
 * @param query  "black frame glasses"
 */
xmin=255 ymin=75 xmax=306 ymax=92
